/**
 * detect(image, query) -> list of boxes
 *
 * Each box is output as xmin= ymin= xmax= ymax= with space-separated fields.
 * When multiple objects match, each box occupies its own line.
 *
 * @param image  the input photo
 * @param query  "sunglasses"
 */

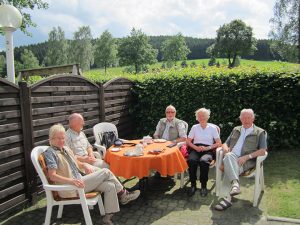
xmin=166 ymin=111 xmax=175 ymax=114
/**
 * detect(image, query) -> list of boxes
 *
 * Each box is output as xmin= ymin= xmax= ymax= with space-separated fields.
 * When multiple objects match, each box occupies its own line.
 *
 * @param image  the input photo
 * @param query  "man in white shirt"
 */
xmin=65 ymin=113 xmax=109 ymax=169
xmin=214 ymin=109 xmax=267 ymax=211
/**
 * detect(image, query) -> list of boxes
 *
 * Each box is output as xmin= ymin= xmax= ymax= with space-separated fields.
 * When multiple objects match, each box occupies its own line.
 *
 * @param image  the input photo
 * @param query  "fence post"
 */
xmin=19 ymin=81 xmax=36 ymax=204
xmin=99 ymin=84 xmax=105 ymax=122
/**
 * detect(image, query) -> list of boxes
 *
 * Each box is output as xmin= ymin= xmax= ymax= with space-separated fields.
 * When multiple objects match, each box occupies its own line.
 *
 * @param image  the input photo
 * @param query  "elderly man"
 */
xmin=65 ymin=113 xmax=109 ymax=169
xmin=153 ymin=105 xmax=187 ymax=143
xmin=214 ymin=109 xmax=267 ymax=211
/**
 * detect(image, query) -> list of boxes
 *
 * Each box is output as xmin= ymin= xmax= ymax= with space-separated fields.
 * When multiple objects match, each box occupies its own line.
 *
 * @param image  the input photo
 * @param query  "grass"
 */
xmin=264 ymin=150 xmax=300 ymax=219
xmin=84 ymin=58 xmax=299 ymax=77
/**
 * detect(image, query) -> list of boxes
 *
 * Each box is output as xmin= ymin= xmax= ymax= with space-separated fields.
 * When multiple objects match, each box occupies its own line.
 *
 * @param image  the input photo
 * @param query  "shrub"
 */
xmin=181 ymin=60 xmax=188 ymax=68
xmin=130 ymin=67 xmax=300 ymax=150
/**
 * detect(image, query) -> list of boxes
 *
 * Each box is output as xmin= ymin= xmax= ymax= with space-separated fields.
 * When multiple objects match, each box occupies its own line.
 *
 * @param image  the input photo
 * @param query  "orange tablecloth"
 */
xmin=104 ymin=140 xmax=188 ymax=179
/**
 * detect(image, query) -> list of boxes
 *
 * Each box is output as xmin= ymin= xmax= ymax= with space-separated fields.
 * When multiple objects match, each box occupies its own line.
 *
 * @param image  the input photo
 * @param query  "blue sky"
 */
xmin=1 ymin=0 xmax=276 ymax=50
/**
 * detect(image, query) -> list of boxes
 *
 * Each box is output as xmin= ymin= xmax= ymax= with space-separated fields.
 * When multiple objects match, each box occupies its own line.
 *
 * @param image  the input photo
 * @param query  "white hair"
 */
xmin=49 ymin=124 xmax=65 ymax=145
xmin=195 ymin=108 xmax=210 ymax=120
xmin=68 ymin=113 xmax=83 ymax=123
xmin=165 ymin=105 xmax=176 ymax=113
xmin=240 ymin=108 xmax=255 ymax=119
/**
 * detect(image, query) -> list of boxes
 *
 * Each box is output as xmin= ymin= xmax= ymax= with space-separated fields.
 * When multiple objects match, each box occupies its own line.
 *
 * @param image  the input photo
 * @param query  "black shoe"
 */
xmin=188 ymin=186 xmax=196 ymax=197
xmin=200 ymin=188 xmax=208 ymax=197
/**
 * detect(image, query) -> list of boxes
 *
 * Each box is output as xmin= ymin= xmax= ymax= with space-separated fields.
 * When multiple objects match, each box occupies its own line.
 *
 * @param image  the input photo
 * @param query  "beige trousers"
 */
xmin=82 ymin=168 xmax=123 ymax=214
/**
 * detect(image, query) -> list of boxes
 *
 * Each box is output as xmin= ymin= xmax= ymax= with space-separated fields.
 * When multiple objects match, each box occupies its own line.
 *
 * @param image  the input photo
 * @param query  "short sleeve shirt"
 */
xmin=43 ymin=146 xmax=82 ymax=179
xmin=65 ymin=128 xmax=92 ymax=156
xmin=188 ymin=123 xmax=219 ymax=145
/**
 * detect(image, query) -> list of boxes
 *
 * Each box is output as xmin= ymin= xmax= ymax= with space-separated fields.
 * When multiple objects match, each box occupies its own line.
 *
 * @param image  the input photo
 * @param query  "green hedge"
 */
xmin=131 ymin=67 xmax=300 ymax=150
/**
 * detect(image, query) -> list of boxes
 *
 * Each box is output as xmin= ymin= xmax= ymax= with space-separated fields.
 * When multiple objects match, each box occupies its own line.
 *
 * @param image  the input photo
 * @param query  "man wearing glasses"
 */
xmin=153 ymin=105 xmax=187 ymax=143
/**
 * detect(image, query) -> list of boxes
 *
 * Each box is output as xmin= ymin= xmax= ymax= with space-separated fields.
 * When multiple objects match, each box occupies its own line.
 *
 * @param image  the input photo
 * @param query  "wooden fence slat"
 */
xmin=0 ymin=147 xmax=23 ymax=159
xmin=0 ymin=123 xmax=21 ymax=134
xmin=0 ymin=194 xmax=26 ymax=214
xmin=104 ymin=105 xmax=130 ymax=113
xmin=33 ymin=85 xmax=98 ymax=93
xmin=104 ymin=84 xmax=132 ymax=91
xmin=0 ymin=110 xmax=21 ymax=120
xmin=0 ymin=85 xmax=19 ymax=94
xmin=32 ymin=103 xmax=99 ymax=116
xmin=0 ymin=98 xmax=19 ymax=106
xmin=0 ymin=134 xmax=22 ymax=146
xmin=104 ymin=91 xmax=131 ymax=98
xmin=31 ymin=94 xmax=98 ymax=104
xmin=105 ymin=111 xmax=129 ymax=121
xmin=0 ymin=171 xmax=24 ymax=186
xmin=104 ymin=98 xmax=133 ymax=107
xmin=0 ymin=159 xmax=24 ymax=172
xmin=0 ymin=183 xmax=25 ymax=199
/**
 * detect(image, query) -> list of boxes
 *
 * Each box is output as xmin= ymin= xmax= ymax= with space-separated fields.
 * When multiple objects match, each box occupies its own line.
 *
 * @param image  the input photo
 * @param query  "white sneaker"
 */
xmin=119 ymin=190 xmax=140 ymax=205
xmin=103 ymin=214 xmax=114 ymax=225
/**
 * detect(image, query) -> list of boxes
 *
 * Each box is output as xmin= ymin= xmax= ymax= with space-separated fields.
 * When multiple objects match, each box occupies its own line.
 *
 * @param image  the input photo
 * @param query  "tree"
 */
xmin=20 ymin=49 xmax=39 ymax=69
xmin=0 ymin=0 xmax=48 ymax=35
xmin=161 ymin=33 xmax=190 ymax=65
xmin=44 ymin=26 xmax=69 ymax=66
xmin=269 ymin=0 xmax=300 ymax=63
xmin=208 ymin=19 xmax=257 ymax=68
xmin=118 ymin=28 xmax=158 ymax=73
xmin=69 ymin=26 xmax=94 ymax=71
xmin=94 ymin=30 xmax=118 ymax=75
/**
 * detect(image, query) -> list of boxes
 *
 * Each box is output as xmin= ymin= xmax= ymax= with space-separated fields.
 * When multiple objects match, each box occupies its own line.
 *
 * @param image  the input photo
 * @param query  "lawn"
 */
xmin=83 ymin=58 xmax=300 ymax=83
xmin=264 ymin=149 xmax=300 ymax=219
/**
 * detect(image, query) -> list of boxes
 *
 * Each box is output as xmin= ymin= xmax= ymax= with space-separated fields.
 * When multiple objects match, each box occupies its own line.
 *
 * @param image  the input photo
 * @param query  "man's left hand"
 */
xmin=83 ymin=163 xmax=94 ymax=174
xmin=237 ymin=155 xmax=249 ymax=166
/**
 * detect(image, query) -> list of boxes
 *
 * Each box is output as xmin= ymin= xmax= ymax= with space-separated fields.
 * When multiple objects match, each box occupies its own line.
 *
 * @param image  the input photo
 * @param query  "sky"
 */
xmin=0 ymin=0 xmax=277 ymax=50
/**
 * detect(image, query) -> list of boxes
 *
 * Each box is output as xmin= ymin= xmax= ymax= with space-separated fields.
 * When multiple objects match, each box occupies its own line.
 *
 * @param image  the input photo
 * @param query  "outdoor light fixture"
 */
xmin=0 ymin=4 xmax=22 ymax=83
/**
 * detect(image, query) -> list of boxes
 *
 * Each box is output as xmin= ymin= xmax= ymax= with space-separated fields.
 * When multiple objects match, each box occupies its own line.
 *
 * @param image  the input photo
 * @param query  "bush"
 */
xmin=131 ymin=67 xmax=300 ymax=150
xmin=181 ymin=60 xmax=188 ymax=68
xmin=208 ymin=57 xmax=216 ymax=66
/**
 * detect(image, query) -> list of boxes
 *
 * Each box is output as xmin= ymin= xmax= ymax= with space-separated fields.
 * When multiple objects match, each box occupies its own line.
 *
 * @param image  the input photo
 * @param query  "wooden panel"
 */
xmin=0 ymin=110 xmax=21 ymax=120
xmin=105 ymin=111 xmax=129 ymax=121
xmin=0 ymin=183 xmax=25 ymax=199
xmin=0 ymin=85 xmax=19 ymax=94
xmin=104 ymin=84 xmax=132 ymax=91
xmin=0 ymin=147 xmax=23 ymax=159
xmin=0 ymin=123 xmax=21 ymax=134
xmin=105 ymin=105 xmax=130 ymax=113
xmin=104 ymin=91 xmax=131 ymax=98
xmin=0 ymin=98 xmax=19 ymax=106
xmin=33 ymin=85 xmax=98 ymax=93
xmin=31 ymin=94 xmax=98 ymax=104
xmin=0 ymin=171 xmax=24 ymax=186
xmin=104 ymin=98 xmax=133 ymax=107
xmin=0 ymin=194 xmax=26 ymax=214
xmin=0 ymin=159 xmax=24 ymax=172
xmin=0 ymin=134 xmax=22 ymax=146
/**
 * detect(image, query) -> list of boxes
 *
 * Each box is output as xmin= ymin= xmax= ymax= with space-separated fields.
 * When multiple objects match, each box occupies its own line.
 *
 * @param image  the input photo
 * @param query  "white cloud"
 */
xmin=0 ymin=0 xmax=277 ymax=48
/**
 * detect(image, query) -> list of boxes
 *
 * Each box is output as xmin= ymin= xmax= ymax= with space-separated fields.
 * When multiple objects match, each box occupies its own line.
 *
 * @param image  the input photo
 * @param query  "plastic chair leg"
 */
xmin=98 ymin=197 xmax=105 ymax=216
xmin=45 ymin=204 xmax=53 ymax=225
xmin=57 ymin=205 xmax=63 ymax=218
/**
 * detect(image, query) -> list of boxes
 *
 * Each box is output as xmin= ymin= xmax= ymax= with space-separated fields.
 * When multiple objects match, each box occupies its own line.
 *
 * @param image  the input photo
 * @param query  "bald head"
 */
xmin=68 ymin=113 xmax=84 ymax=133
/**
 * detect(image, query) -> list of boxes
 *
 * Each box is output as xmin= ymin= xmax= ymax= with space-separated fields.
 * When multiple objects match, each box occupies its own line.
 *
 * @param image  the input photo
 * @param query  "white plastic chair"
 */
xmin=31 ymin=146 xmax=105 ymax=225
xmin=93 ymin=122 xmax=118 ymax=158
xmin=215 ymin=148 xmax=268 ymax=207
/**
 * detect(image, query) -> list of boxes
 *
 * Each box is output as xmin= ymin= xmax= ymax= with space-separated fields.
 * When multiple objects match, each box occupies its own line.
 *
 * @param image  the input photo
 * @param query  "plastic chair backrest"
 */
xmin=93 ymin=122 xmax=118 ymax=146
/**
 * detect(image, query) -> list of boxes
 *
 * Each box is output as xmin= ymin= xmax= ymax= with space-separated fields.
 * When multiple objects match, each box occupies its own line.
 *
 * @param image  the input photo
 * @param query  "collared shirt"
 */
xmin=44 ymin=146 xmax=82 ymax=179
xmin=231 ymin=125 xmax=254 ymax=157
xmin=154 ymin=118 xmax=187 ymax=141
xmin=65 ymin=128 xmax=92 ymax=156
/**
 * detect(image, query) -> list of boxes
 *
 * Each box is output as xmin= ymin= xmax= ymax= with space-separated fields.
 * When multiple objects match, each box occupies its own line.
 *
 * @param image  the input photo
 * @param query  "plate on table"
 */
xmin=123 ymin=149 xmax=143 ymax=156
xmin=148 ymin=149 xmax=163 ymax=154
xmin=153 ymin=139 xmax=167 ymax=143
xmin=111 ymin=147 xmax=121 ymax=152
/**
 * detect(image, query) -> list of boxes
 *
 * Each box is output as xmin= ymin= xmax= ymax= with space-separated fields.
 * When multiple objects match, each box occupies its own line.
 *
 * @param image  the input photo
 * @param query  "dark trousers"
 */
xmin=188 ymin=145 xmax=213 ymax=188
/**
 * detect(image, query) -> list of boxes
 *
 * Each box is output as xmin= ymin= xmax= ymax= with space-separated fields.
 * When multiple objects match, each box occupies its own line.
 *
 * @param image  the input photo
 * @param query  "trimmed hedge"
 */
xmin=131 ymin=67 xmax=300 ymax=150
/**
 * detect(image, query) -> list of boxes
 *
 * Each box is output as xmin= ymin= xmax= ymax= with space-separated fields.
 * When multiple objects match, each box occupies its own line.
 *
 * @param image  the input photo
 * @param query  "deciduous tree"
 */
xmin=44 ymin=26 xmax=69 ymax=66
xmin=70 ymin=26 xmax=94 ymax=71
xmin=94 ymin=30 xmax=117 ymax=75
xmin=270 ymin=0 xmax=300 ymax=63
xmin=20 ymin=48 xmax=39 ymax=69
xmin=208 ymin=19 xmax=257 ymax=68
xmin=118 ymin=28 xmax=157 ymax=73
xmin=161 ymin=33 xmax=190 ymax=65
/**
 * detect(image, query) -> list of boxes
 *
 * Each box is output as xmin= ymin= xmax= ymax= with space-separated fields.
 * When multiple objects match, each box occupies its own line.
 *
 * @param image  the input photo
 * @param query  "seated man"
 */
xmin=65 ymin=113 xmax=109 ymax=169
xmin=214 ymin=109 xmax=267 ymax=211
xmin=44 ymin=124 xmax=140 ymax=224
xmin=153 ymin=105 xmax=187 ymax=143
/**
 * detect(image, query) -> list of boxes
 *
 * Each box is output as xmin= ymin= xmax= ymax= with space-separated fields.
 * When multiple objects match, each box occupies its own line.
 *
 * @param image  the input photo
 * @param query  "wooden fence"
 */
xmin=0 ymin=75 xmax=135 ymax=215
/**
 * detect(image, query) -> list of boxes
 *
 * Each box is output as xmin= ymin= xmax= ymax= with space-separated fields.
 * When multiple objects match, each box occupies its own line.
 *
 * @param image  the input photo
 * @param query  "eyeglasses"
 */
xmin=166 ymin=111 xmax=175 ymax=114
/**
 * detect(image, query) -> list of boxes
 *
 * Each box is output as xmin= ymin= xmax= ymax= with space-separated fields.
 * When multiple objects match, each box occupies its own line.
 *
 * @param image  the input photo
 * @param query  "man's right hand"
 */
xmin=71 ymin=178 xmax=85 ymax=188
xmin=85 ymin=156 xmax=96 ymax=164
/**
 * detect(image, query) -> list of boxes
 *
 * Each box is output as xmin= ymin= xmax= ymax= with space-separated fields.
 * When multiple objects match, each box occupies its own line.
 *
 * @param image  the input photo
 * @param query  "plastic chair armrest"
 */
xmin=94 ymin=143 xmax=106 ymax=158
xmin=177 ymin=141 xmax=186 ymax=148
xmin=44 ymin=184 xmax=81 ymax=191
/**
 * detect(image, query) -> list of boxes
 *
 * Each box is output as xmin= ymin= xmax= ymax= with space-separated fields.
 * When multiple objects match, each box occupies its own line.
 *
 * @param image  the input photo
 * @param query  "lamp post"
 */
xmin=0 ymin=4 xmax=22 ymax=83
